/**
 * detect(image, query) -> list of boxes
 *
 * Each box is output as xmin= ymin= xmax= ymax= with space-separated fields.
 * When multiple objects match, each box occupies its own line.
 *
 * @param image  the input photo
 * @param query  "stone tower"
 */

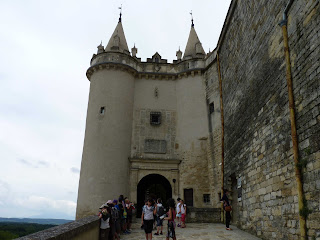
xmin=76 ymin=16 xmax=135 ymax=219
xmin=76 ymin=16 xmax=221 ymax=221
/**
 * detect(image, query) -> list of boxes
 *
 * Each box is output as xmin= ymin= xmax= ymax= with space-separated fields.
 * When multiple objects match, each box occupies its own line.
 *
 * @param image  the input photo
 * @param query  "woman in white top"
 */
xmin=141 ymin=198 xmax=157 ymax=240
xmin=99 ymin=205 xmax=110 ymax=240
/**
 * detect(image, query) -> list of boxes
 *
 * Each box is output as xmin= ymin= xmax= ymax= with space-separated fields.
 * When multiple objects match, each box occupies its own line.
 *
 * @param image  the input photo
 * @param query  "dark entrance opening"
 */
xmin=136 ymin=174 xmax=172 ymax=217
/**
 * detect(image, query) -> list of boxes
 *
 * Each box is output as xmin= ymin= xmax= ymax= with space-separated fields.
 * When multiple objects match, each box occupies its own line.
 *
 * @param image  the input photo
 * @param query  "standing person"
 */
xmin=154 ymin=198 xmax=165 ymax=235
xmin=164 ymin=198 xmax=176 ymax=240
xmin=118 ymin=196 xmax=129 ymax=234
xmin=221 ymin=189 xmax=232 ymax=230
xmin=141 ymin=198 xmax=156 ymax=240
xmin=99 ymin=205 xmax=111 ymax=240
xmin=175 ymin=198 xmax=181 ymax=227
xmin=106 ymin=201 xmax=114 ymax=240
xmin=180 ymin=199 xmax=187 ymax=228
xmin=125 ymin=198 xmax=134 ymax=232
xmin=113 ymin=199 xmax=121 ymax=239
xmin=111 ymin=200 xmax=120 ymax=240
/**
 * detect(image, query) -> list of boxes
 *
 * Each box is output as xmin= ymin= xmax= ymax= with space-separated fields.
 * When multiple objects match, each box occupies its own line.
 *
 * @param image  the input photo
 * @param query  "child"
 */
xmin=180 ymin=199 xmax=187 ymax=228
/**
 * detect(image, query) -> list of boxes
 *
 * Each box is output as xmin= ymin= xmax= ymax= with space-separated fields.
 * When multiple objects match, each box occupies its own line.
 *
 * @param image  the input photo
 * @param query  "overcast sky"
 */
xmin=0 ymin=0 xmax=231 ymax=220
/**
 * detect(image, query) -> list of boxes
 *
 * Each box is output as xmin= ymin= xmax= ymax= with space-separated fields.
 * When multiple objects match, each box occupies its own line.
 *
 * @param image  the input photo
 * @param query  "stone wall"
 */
xmin=214 ymin=0 xmax=320 ymax=239
xmin=17 ymin=216 xmax=99 ymax=240
xmin=186 ymin=207 xmax=221 ymax=223
xmin=205 ymin=60 xmax=223 ymax=208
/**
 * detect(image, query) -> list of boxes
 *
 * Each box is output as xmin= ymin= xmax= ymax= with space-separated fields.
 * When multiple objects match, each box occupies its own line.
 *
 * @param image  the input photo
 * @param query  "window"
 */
xmin=150 ymin=112 xmax=161 ymax=125
xmin=100 ymin=107 xmax=105 ymax=115
xmin=209 ymin=102 xmax=214 ymax=114
xmin=203 ymin=194 xmax=210 ymax=203
xmin=184 ymin=188 xmax=193 ymax=207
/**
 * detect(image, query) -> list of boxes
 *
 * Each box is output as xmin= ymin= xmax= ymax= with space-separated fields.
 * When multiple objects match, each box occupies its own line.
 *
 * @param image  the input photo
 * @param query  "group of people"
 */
xmin=141 ymin=197 xmax=187 ymax=240
xmin=98 ymin=191 xmax=232 ymax=240
xmin=98 ymin=195 xmax=135 ymax=240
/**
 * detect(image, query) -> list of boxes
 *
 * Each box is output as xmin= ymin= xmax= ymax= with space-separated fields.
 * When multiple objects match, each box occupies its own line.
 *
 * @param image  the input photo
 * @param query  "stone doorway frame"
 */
xmin=128 ymin=158 xmax=181 ymax=205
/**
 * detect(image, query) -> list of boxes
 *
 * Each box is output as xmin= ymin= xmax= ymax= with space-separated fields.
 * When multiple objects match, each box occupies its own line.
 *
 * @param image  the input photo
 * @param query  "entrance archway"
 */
xmin=136 ymin=174 xmax=172 ymax=217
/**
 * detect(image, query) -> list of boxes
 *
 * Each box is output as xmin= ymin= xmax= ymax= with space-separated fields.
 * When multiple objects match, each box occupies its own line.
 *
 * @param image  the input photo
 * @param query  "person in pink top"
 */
xmin=164 ymin=198 xmax=176 ymax=240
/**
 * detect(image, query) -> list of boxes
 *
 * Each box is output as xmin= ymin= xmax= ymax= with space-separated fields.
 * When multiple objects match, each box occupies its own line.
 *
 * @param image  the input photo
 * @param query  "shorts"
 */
xmin=120 ymin=218 xmax=126 ymax=228
xmin=115 ymin=220 xmax=121 ymax=233
xmin=156 ymin=216 xmax=163 ymax=226
xmin=181 ymin=213 xmax=186 ymax=223
xmin=127 ymin=214 xmax=132 ymax=224
xmin=143 ymin=219 xmax=154 ymax=234
xmin=176 ymin=212 xmax=181 ymax=218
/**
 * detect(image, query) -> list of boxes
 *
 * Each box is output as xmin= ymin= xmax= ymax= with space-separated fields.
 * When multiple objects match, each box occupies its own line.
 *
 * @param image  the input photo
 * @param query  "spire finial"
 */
xmin=118 ymin=4 xmax=122 ymax=23
xmin=190 ymin=10 xmax=194 ymax=27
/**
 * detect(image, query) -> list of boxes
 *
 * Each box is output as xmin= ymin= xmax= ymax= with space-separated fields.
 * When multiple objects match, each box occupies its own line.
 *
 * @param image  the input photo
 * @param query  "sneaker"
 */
xmin=226 ymin=228 xmax=232 ymax=230
xmin=177 ymin=224 xmax=181 ymax=227
xmin=154 ymin=232 xmax=159 ymax=235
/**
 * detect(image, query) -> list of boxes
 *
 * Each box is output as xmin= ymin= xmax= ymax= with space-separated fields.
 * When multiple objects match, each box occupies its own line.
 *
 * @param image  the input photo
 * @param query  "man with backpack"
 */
xmin=154 ymin=198 xmax=165 ymax=235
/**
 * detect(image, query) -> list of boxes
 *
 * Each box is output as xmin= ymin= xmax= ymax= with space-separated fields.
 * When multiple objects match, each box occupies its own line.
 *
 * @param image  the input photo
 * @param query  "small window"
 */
xmin=203 ymin=194 xmax=210 ymax=203
xmin=155 ymin=57 xmax=159 ymax=63
xmin=100 ymin=107 xmax=105 ymax=115
xmin=150 ymin=112 xmax=161 ymax=125
xmin=209 ymin=102 xmax=214 ymax=114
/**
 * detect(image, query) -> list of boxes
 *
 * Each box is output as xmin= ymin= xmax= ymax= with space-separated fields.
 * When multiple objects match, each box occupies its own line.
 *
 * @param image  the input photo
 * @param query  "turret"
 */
xmin=176 ymin=47 xmax=182 ymax=61
xmin=183 ymin=18 xmax=205 ymax=60
xmin=97 ymin=42 xmax=104 ymax=54
xmin=76 ymin=14 xmax=135 ymax=219
xmin=131 ymin=44 xmax=138 ymax=57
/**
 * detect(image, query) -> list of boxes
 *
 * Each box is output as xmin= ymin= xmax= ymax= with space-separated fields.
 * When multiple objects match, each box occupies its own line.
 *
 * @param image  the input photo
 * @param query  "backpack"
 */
xmin=111 ymin=207 xmax=119 ymax=220
xmin=157 ymin=205 xmax=165 ymax=216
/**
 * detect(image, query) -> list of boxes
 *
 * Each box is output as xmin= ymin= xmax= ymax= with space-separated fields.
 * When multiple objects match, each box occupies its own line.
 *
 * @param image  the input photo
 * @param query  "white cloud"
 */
xmin=0 ymin=0 xmax=231 ymax=220
xmin=14 ymin=195 xmax=76 ymax=218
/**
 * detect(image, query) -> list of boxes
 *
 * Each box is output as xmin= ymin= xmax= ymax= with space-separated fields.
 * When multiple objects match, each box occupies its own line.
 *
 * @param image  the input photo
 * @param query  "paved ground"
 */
xmin=120 ymin=222 xmax=261 ymax=240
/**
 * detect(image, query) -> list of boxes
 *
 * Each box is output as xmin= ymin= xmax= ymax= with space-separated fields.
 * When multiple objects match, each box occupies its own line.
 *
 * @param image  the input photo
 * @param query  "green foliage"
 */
xmin=304 ymin=147 xmax=311 ymax=155
xmin=0 ymin=230 xmax=19 ymax=240
xmin=0 ymin=222 xmax=56 ymax=239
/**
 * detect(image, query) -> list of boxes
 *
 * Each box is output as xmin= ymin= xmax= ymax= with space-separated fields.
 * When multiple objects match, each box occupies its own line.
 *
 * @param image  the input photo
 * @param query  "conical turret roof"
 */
xmin=183 ymin=25 xmax=205 ymax=59
xmin=105 ymin=21 xmax=129 ymax=54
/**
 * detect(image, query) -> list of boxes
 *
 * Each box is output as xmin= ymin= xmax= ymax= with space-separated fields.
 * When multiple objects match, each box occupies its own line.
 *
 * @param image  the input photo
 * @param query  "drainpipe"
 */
xmin=217 ymin=53 xmax=225 ymax=223
xmin=279 ymin=1 xmax=307 ymax=239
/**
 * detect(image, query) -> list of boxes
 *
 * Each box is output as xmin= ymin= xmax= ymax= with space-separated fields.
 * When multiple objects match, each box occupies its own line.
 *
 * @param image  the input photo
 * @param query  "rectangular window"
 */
xmin=100 ymin=106 xmax=105 ymax=115
xmin=209 ymin=102 xmax=214 ymax=114
xmin=203 ymin=194 xmax=210 ymax=203
xmin=150 ymin=112 xmax=161 ymax=125
xmin=184 ymin=188 xmax=193 ymax=207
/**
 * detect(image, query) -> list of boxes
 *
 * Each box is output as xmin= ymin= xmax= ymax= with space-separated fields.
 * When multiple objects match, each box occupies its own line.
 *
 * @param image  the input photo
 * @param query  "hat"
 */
xmin=113 ymin=199 xmax=118 ymax=204
xmin=99 ymin=204 xmax=105 ymax=209
xmin=107 ymin=200 xmax=113 ymax=204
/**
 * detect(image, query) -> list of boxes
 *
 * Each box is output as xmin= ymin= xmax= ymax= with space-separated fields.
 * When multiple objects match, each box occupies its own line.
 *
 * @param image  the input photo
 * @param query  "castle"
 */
xmin=76 ymin=1 xmax=320 ymax=239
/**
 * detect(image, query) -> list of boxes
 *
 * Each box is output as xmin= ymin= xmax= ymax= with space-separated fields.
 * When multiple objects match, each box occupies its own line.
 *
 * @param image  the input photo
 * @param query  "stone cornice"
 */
xmin=86 ymin=51 xmax=206 ymax=80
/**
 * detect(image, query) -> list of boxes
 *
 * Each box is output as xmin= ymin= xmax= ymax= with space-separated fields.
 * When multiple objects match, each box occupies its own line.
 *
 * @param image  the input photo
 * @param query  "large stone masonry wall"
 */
xmin=205 ymin=61 xmax=223 ymax=207
xmin=215 ymin=0 xmax=319 ymax=239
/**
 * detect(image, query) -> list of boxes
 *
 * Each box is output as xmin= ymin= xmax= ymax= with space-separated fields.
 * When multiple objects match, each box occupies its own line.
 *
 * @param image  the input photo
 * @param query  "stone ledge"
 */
xmin=187 ymin=207 xmax=221 ymax=223
xmin=17 ymin=215 xmax=99 ymax=240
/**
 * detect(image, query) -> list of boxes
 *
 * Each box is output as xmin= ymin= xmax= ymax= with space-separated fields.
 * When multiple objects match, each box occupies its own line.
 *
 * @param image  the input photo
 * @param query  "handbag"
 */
xmin=225 ymin=205 xmax=232 ymax=212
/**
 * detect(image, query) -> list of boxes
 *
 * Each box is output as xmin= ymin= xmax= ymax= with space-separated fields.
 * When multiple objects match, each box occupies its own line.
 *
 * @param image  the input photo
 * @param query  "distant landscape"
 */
xmin=0 ymin=218 xmax=72 ymax=240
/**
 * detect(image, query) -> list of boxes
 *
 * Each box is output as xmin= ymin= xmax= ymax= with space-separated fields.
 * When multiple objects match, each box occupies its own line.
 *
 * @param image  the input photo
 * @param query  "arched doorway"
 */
xmin=136 ymin=174 xmax=172 ymax=217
